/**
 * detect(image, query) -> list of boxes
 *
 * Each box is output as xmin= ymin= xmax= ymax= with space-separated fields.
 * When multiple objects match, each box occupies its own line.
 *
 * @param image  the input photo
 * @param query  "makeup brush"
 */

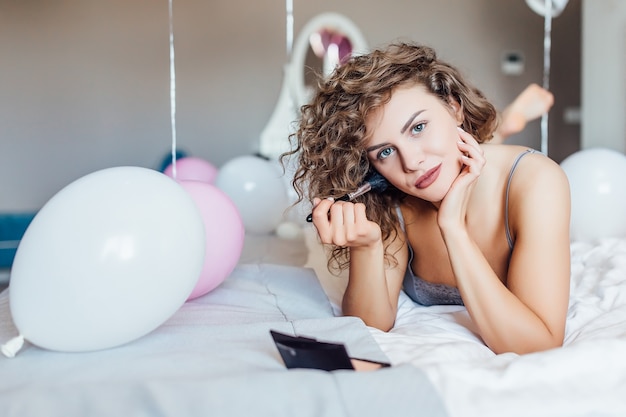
xmin=305 ymin=171 xmax=389 ymax=222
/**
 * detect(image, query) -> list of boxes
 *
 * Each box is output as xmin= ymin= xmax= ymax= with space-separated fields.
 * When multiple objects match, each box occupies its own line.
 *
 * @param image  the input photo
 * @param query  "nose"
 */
xmin=398 ymin=144 xmax=424 ymax=173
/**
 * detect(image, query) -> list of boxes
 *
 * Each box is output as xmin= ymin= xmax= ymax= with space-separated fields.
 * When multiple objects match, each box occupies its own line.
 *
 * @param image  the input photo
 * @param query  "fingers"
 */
xmin=328 ymin=202 xmax=351 ymax=246
xmin=438 ymin=129 xmax=483 ymax=229
xmin=311 ymin=199 xmax=373 ymax=246
xmin=457 ymin=127 xmax=485 ymax=174
xmin=310 ymin=197 xmax=334 ymax=224
xmin=457 ymin=127 xmax=483 ymax=153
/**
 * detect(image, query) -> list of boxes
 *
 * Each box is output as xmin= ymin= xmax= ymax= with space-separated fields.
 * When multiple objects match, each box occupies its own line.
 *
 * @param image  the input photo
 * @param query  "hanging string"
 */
xmin=168 ymin=0 xmax=178 ymax=179
xmin=286 ymin=0 xmax=293 ymax=61
xmin=540 ymin=0 xmax=552 ymax=155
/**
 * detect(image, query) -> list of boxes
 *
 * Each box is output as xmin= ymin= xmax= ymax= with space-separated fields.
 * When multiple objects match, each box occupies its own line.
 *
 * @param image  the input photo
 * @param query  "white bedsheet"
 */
xmin=4 ymin=227 xmax=622 ymax=416
xmin=372 ymin=238 xmax=626 ymax=417
xmin=0 ymin=264 xmax=448 ymax=417
xmin=304 ymin=228 xmax=626 ymax=417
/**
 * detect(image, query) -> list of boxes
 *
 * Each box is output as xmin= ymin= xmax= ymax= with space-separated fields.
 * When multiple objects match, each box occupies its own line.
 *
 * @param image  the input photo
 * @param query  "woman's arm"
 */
xmin=343 ymin=228 xmax=407 ymax=331
xmin=311 ymin=198 xmax=407 ymax=331
xmin=442 ymin=154 xmax=571 ymax=354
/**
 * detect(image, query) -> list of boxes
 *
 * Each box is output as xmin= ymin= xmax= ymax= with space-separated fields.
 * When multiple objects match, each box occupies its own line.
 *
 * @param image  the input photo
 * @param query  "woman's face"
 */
xmin=365 ymin=84 xmax=464 ymax=203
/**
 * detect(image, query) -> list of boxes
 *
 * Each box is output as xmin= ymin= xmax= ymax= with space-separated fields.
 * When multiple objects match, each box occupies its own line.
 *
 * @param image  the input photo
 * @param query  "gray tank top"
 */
xmin=400 ymin=149 xmax=537 ymax=306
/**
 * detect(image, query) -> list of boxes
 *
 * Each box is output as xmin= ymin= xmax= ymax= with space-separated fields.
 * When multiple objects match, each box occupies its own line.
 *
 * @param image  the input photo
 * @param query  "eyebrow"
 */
xmin=400 ymin=111 xmax=424 ymax=134
xmin=366 ymin=143 xmax=387 ymax=153
xmin=366 ymin=110 xmax=426 ymax=153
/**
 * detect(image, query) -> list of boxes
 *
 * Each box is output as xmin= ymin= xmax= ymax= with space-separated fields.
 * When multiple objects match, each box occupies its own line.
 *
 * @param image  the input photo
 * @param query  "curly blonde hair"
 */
xmin=281 ymin=42 xmax=498 ymax=272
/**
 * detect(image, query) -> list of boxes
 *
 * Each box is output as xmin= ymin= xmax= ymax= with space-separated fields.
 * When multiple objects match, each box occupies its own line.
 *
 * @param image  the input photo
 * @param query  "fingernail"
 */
xmin=326 ymin=197 xmax=335 ymax=201
xmin=457 ymin=126 xmax=464 ymax=132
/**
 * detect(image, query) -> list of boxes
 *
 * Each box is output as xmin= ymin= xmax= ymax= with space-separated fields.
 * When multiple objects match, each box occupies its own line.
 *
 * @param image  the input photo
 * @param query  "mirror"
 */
xmin=303 ymin=27 xmax=354 ymax=92
xmin=288 ymin=12 xmax=368 ymax=109
xmin=258 ymin=12 xmax=368 ymax=223
xmin=259 ymin=12 xmax=368 ymax=162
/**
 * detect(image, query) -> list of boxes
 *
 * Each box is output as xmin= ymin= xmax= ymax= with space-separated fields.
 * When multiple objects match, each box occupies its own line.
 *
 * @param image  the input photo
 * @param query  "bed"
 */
xmin=1 ymin=226 xmax=626 ymax=416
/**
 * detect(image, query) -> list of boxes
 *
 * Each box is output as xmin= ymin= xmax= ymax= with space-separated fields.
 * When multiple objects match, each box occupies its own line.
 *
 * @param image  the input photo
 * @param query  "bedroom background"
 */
xmin=3 ymin=3 xmax=626 ymax=413
xmin=1 ymin=0 xmax=624 ymax=289
xmin=0 ymin=0 xmax=584 ymax=213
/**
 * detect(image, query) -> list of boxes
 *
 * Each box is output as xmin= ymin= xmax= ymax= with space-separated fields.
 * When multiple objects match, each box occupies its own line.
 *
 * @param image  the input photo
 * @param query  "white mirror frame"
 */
xmin=258 ymin=13 xmax=369 ymax=225
xmin=287 ymin=12 xmax=369 ymax=109
xmin=259 ymin=13 xmax=368 ymax=161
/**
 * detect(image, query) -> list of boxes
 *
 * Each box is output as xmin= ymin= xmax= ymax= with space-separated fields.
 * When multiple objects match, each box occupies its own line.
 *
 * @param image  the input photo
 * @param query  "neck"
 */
xmin=405 ymin=195 xmax=440 ymax=211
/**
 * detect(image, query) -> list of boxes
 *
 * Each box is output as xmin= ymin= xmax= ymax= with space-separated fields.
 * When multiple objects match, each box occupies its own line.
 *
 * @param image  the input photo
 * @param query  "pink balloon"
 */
xmin=178 ymin=180 xmax=245 ymax=300
xmin=164 ymin=157 xmax=218 ymax=184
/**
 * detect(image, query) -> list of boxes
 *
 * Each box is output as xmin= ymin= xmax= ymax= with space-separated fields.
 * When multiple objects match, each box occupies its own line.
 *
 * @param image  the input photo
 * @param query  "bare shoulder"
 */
xmin=502 ymin=146 xmax=571 ymax=227
xmin=481 ymin=144 xmax=570 ymax=223
xmin=511 ymin=148 xmax=570 ymax=194
xmin=483 ymin=144 xmax=569 ymax=188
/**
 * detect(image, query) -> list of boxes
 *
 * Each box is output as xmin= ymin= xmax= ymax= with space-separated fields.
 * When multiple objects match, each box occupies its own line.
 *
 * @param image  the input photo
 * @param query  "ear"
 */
xmin=447 ymin=97 xmax=464 ymax=126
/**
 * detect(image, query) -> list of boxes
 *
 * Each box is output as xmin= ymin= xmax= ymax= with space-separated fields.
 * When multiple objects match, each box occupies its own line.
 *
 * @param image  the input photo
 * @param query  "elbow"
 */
xmin=361 ymin=305 xmax=397 ymax=331
xmin=491 ymin=333 xmax=564 ymax=355
xmin=342 ymin=304 xmax=396 ymax=332
xmin=532 ymin=333 xmax=565 ymax=353
xmin=522 ymin=328 xmax=565 ymax=354
xmin=365 ymin=317 xmax=395 ymax=332
xmin=487 ymin=316 xmax=566 ymax=355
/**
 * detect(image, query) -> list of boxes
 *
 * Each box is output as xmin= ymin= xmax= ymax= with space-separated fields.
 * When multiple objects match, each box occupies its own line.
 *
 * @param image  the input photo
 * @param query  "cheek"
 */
xmin=444 ymin=155 xmax=464 ymax=186
xmin=369 ymin=160 xmax=401 ymax=186
xmin=438 ymin=127 xmax=463 ymax=155
xmin=370 ymin=162 xmax=394 ymax=180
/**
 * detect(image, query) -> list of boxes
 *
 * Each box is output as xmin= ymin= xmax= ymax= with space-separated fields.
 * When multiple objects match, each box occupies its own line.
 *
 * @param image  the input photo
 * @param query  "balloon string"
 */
xmin=540 ymin=0 xmax=552 ymax=155
xmin=286 ymin=0 xmax=293 ymax=61
xmin=1 ymin=335 xmax=24 ymax=358
xmin=168 ymin=0 xmax=178 ymax=179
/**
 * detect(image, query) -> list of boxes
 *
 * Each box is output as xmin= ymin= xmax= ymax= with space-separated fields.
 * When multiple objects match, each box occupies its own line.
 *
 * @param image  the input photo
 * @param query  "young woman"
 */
xmin=283 ymin=42 xmax=570 ymax=355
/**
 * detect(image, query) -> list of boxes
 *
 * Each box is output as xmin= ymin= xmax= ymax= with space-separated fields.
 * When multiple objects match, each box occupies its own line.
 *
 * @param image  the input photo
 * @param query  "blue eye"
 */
xmin=377 ymin=147 xmax=395 ymax=160
xmin=411 ymin=123 xmax=425 ymax=135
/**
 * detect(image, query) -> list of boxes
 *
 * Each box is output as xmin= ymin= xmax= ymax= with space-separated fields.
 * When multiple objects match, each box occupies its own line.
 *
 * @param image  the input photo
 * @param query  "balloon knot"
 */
xmin=1 ymin=335 xmax=25 ymax=358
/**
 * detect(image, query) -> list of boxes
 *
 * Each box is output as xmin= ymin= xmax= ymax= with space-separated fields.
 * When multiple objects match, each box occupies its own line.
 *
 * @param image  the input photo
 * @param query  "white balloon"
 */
xmin=9 ymin=167 xmax=205 ymax=353
xmin=560 ymin=148 xmax=626 ymax=241
xmin=275 ymin=221 xmax=304 ymax=240
xmin=215 ymin=156 xmax=289 ymax=234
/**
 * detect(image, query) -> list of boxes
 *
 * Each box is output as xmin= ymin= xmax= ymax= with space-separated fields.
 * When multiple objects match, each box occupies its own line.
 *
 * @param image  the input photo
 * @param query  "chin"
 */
xmin=429 ymin=181 xmax=455 ymax=201
xmin=411 ymin=187 xmax=447 ymax=203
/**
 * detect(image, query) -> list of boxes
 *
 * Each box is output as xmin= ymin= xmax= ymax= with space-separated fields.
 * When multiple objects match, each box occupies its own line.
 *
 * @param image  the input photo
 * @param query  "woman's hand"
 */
xmin=310 ymin=197 xmax=382 ymax=248
xmin=313 ymin=196 xmax=400 ymax=332
xmin=437 ymin=127 xmax=486 ymax=231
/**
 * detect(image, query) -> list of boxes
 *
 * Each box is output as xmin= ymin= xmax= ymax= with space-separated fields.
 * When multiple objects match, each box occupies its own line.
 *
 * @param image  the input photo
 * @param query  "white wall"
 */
xmin=582 ymin=0 xmax=626 ymax=152
xmin=0 ymin=0 xmax=580 ymax=212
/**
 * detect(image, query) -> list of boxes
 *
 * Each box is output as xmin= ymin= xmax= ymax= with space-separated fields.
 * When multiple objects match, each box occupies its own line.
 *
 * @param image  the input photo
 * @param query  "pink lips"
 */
xmin=415 ymin=164 xmax=441 ymax=189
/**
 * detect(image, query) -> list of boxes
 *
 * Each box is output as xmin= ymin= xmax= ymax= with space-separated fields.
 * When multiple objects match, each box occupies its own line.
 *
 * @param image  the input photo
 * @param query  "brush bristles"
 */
xmin=366 ymin=172 xmax=389 ymax=192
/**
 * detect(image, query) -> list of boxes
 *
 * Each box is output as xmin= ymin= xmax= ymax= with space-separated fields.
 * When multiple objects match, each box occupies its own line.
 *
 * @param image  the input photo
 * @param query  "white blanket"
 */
xmin=4 ymin=228 xmax=626 ymax=416
xmin=305 ymin=229 xmax=626 ymax=417
xmin=0 ymin=264 xmax=448 ymax=417
xmin=373 ymin=238 xmax=626 ymax=417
